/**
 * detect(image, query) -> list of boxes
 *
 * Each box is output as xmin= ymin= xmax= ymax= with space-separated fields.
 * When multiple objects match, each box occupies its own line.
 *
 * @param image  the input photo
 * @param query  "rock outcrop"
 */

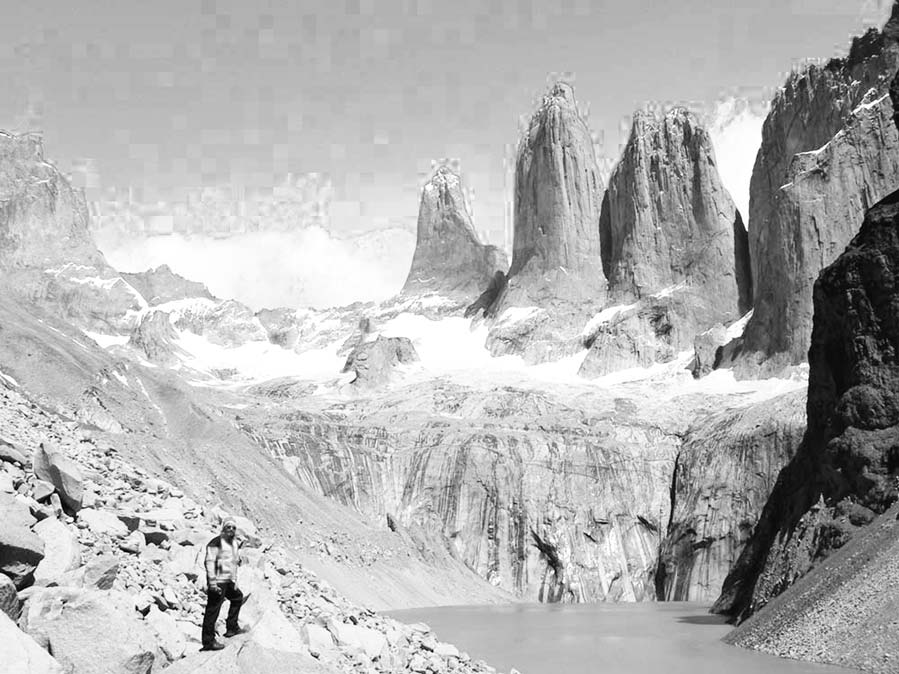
xmin=735 ymin=22 xmax=899 ymax=374
xmin=600 ymin=108 xmax=750 ymax=316
xmin=121 ymin=265 xmax=215 ymax=307
xmin=486 ymin=83 xmax=607 ymax=362
xmin=504 ymin=82 xmax=606 ymax=303
xmin=714 ymin=186 xmax=899 ymax=622
xmin=341 ymin=336 xmax=418 ymax=388
xmin=656 ymin=391 xmax=805 ymax=602
xmin=401 ymin=166 xmax=507 ymax=300
xmin=0 ymin=132 xmax=103 ymax=270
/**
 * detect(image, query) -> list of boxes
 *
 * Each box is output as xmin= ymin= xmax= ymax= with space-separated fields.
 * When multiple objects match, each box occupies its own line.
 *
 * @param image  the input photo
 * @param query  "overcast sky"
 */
xmin=0 ymin=0 xmax=892 ymax=255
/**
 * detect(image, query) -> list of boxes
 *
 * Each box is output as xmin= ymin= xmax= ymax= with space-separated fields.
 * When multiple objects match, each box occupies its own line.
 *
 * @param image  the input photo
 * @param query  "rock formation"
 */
xmin=341 ymin=336 xmax=418 ymax=388
xmin=735 ymin=22 xmax=899 ymax=374
xmin=502 ymin=82 xmax=606 ymax=305
xmin=121 ymin=265 xmax=215 ymax=306
xmin=656 ymin=391 xmax=805 ymax=602
xmin=714 ymin=184 xmax=899 ymax=622
xmin=600 ymin=108 xmax=750 ymax=316
xmin=0 ymin=132 xmax=103 ymax=270
xmin=401 ymin=166 xmax=507 ymax=300
xmin=486 ymin=83 xmax=607 ymax=362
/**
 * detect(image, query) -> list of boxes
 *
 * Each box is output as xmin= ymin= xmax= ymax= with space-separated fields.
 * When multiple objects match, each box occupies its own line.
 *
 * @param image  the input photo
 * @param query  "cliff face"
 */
xmin=0 ymin=132 xmax=104 ymax=270
xmin=714 ymin=188 xmax=899 ymax=622
xmin=600 ymin=108 xmax=750 ymax=316
xmin=485 ymin=83 xmax=606 ymax=363
xmin=737 ymin=27 xmax=899 ymax=373
xmin=240 ymin=383 xmax=686 ymax=603
xmin=401 ymin=167 xmax=507 ymax=300
xmin=505 ymin=82 xmax=606 ymax=303
xmin=657 ymin=391 xmax=805 ymax=602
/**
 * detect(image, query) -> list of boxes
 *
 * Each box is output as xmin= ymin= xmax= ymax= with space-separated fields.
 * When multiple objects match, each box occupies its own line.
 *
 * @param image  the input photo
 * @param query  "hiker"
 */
xmin=201 ymin=519 xmax=247 ymax=651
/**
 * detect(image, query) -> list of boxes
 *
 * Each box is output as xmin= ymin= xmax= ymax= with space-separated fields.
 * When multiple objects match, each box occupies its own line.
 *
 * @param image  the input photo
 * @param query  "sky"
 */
xmin=0 ymin=0 xmax=893 ymax=308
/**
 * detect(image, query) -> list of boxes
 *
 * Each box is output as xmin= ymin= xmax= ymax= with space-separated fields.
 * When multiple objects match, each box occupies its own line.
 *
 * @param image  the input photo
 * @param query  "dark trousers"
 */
xmin=202 ymin=580 xmax=243 ymax=645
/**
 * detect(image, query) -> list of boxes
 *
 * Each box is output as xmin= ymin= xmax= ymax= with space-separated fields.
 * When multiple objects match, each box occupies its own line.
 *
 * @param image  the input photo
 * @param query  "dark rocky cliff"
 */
xmin=714 ymin=186 xmax=899 ymax=622
xmin=736 ymin=22 xmax=899 ymax=374
xmin=401 ymin=166 xmax=507 ymax=300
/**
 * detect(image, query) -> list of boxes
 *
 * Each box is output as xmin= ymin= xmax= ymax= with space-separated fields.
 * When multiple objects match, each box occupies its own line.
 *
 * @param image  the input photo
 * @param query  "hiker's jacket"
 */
xmin=205 ymin=535 xmax=240 ymax=584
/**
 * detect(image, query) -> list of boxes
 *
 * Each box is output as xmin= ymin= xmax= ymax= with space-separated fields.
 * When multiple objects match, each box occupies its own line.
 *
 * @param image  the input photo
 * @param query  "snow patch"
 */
xmin=581 ymin=303 xmax=639 ymax=338
xmin=83 ymin=331 xmax=130 ymax=348
xmin=725 ymin=310 xmax=753 ymax=341
xmin=0 ymin=369 xmax=19 ymax=387
xmin=496 ymin=307 xmax=542 ymax=326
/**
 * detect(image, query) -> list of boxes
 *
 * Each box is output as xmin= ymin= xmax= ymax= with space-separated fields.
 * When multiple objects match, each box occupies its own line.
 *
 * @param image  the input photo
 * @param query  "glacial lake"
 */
xmin=387 ymin=602 xmax=861 ymax=674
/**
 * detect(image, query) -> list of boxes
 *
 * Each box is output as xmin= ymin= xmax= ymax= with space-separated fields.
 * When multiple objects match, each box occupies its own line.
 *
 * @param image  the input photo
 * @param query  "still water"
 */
xmin=387 ymin=602 xmax=861 ymax=674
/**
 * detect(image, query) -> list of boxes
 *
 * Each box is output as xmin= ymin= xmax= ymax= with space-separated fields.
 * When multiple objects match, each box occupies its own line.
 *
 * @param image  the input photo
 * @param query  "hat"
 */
xmin=222 ymin=518 xmax=237 ymax=530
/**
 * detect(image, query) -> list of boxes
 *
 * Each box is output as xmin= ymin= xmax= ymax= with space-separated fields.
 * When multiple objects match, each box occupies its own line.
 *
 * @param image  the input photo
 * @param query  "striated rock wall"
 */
xmin=600 ymin=108 xmax=749 ymax=320
xmin=714 ymin=187 xmax=899 ymax=622
xmin=402 ymin=167 xmax=507 ymax=300
xmin=737 ymin=25 xmax=899 ymax=373
xmin=241 ymin=385 xmax=682 ymax=602
xmin=657 ymin=391 xmax=805 ymax=602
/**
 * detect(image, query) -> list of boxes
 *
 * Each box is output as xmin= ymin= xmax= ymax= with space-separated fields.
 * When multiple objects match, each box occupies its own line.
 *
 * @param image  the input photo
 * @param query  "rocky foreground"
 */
xmin=0 ymin=377 xmax=511 ymax=674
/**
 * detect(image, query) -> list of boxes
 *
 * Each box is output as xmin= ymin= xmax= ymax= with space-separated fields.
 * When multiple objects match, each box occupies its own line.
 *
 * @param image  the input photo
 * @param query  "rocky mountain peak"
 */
xmin=401 ymin=165 xmax=507 ymax=300
xmin=504 ymin=82 xmax=606 ymax=303
xmin=0 ymin=131 xmax=105 ymax=271
xmin=734 ymin=16 xmax=899 ymax=374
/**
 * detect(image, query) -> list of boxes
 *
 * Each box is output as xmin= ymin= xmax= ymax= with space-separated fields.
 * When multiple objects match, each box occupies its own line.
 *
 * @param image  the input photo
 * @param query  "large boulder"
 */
xmin=401 ymin=165 xmax=507 ymax=300
xmin=714 ymin=187 xmax=899 ymax=621
xmin=163 ymin=639 xmax=337 ymax=674
xmin=735 ymin=23 xmax=899 ymax=374
xmin=1 ymin=492 xmax=37 ymax=529
xmin=341 ymin=336 xmax=418 ymax=388
xmin=19 ymin=588 xmax=159 ymax=674
xmin=0 ymin=571 xmax=19 ymax=619
xmin=0 ymin=521 xmax=44 ymax=589
xmin=0 ymin=610 xmax=63 ymax=673
xmin=31 ymin=517 xmax=81 ymax=586
xmin=32 ymin=444 xmax=83 ymax=514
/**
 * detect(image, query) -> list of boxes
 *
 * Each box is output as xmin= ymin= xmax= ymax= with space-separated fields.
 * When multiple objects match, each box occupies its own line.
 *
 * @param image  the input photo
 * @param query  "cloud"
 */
xmin=706 ymin=97 xmax=768 ymax=227
xmin=95 ymin=226 xmax=415 ymax=310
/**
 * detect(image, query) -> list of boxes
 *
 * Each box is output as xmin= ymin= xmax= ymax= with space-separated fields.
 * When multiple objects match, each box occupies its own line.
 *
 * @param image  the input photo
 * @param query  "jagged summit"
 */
xmin=401 ymin=164 xmax=506 ymax=300
xmin=601 ymin=106 xmax=750 ymax=316
xmin=734 ymin=15 xmax=899 ymax=374
xmin=0 ymin=131 xmax=105 ymax=270
xmin=504 ymin=81 xmax=606 ymax=303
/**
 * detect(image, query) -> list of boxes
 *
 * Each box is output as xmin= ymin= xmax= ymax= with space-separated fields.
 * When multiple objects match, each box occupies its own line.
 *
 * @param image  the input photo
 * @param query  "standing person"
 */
xmin=201 ymin=519 xmax=246 ymax=651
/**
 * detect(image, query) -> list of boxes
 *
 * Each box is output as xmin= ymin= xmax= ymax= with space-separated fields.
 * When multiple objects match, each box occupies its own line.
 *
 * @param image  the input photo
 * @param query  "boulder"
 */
xmin=0 ymin=571 xmax=19 ymax=619
xmin=691 ymin=324 xmax=728 ymax=379
xmin=401 ymin=164 xmax=507 ymax=300
xmin=164 ymin=639 xmax=336 ymax=674
xmin=237 ymin=567 xmax=306 ymax=653
xmin=0 ymin=471 xmax=13 ymax=493
xmin=145 ymin=605 xmax=186 ymax=660
xmin=0 ymin=438 xmax=28 ymax=466
xmin=31 ymin=480 xmax=55 ymax=503
xmin=341 ymin=336 xmax=419 ymax=388
xmin=82 ymin=555 xmax=118 ymax=590
xmin=79 ymin=508 xmax=128 ymax=537
xmin=0 ymin=492 xmax=37 ymax=529
xmin=119 ymin=530 xmax=146 ymax=554
xmin=32 ymin=444 xmax=83 ymax=514
xmin=19 ymin=588 xmax=158 ymax=674
xmin=0 ymin=610 xmax=63 ymax=673
xmin=301 ymin=622 xmax=336 ymax=656
xmin=0 ymin=523 xmax=44 ymax=588
xmin=326 ymin=618 xmax=388 ymax=661
xmin=31 ymin=517 xmax=81 ymax=586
